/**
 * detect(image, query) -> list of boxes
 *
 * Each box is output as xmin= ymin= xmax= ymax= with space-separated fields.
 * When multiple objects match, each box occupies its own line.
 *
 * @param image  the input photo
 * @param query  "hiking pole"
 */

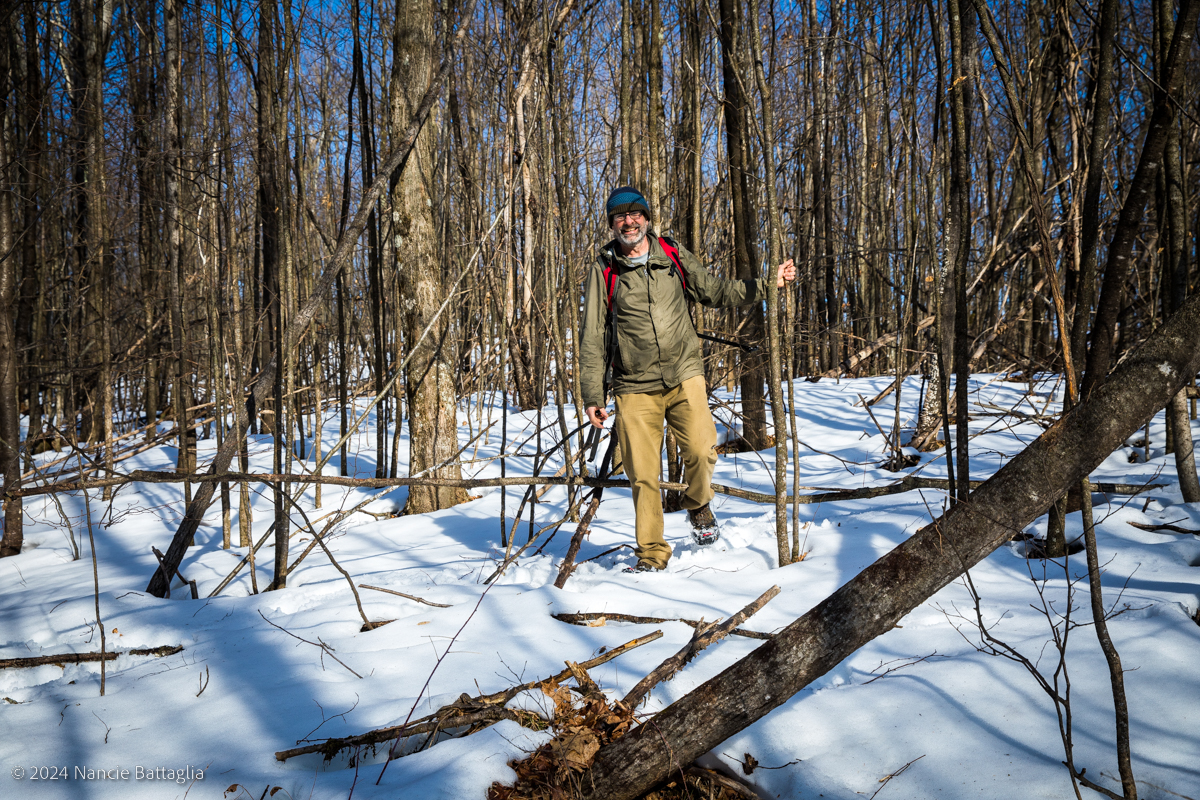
xmin=585 ymin=424 xmax=604 ymax=462
xmin=697 ymin=331 xmax=759 ymax=353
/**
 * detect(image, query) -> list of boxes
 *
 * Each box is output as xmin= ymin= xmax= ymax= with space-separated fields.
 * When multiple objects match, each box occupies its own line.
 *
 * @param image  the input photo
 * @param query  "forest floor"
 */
xmin=2 ymin=373 xmax=1198 ymax=800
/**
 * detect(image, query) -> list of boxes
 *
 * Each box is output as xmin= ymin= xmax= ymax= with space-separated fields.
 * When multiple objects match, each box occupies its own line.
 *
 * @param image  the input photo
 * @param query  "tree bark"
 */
xmin=580 ymin=289 xmax=1200 ymax=800
xmin=746 ymin=0 xmax=788 ymax=565
xmin=947 ymin=0 xmax=975 ymax=501
xmin=0 ymin=8 xmax=20 ymax=557
xmin=390 ymin=0 xmax=468 ymax=514
xmin=163 ymin=0 xmax=191 ymax=508
xmin=718 ymin=0 xmax=767 ymax=449
xmin=1155 ymin=0 xmax=1200 ymax=503
xmin=256 ymin=0 xmax=291 ymax=588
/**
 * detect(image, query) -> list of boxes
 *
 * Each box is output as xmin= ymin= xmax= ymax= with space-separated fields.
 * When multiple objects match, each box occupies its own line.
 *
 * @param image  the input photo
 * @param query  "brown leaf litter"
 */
xmin=488 ymin=674 xmax=757 ymax=800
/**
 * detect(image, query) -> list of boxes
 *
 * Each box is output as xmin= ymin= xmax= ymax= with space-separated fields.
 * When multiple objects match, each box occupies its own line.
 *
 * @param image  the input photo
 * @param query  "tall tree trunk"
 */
xmin=947 ymin=0 xmax=974 ymax=501
xmin=391 ymin=0 xmax=467 ymax=514
xmin=130 ymin=0 xmax=161 ymax=441
xmin=256 ymin=0 xmax=290 ymax=588
xmin=679 ymin=0 xmax=703 ymax=254
xmin=913 ymin=0 xmax=946 ymax=448
xmin=0 ymin=9 xmax=21 ymax=557
xmin=1153 ymin=0 xmax=1200 ymax=503
xmin=718 ymin=0 xmax=767 ymax=448
xmin=164 ymin=0 xmax=191 ymax=509
xmin=18 ymin=1 xmax=45 ymax=463
xmin=350 ymin=0 xmax=389 ymax=479
xmin=618 ymin=0 xmax=633 ymax=184
xmin=646 ymin=0 xmax=664 ymax=225
xmin=746 ymin=0 xmax=788 ymax=565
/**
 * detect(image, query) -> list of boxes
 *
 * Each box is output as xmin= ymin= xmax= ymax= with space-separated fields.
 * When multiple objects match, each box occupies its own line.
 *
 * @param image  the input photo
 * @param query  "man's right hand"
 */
xmin=586 ymin=406 xmax=610 ymax=429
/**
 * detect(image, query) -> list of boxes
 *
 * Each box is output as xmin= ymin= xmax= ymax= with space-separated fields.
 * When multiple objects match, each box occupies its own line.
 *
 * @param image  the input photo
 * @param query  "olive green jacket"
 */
xmin=579 ymin=234 xmax=767 ymax=409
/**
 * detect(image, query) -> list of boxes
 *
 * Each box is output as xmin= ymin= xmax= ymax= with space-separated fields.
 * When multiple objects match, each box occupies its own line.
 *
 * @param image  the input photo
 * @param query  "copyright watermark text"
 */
xmin=12 ymin=765 xmax=205 ymax=783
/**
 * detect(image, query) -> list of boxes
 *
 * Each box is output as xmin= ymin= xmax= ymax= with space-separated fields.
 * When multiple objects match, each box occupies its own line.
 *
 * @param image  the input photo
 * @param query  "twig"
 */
xmin=151 ymin=546 xmax=199 ymax=599
xmin=206 ymin=523 xmax=275 ymax=598
xmin=858 ymin=393 xmax=896 ymax=452
xmin=80 ymin=458 xmax=106 ymax=696
xmin=721 ymin=752 xmax=801 ymax=772
xmin=285 ymin=490 xmax=402 ymax=575
xmin=580 ymin=543 xmax=635 ymax=564
xmin=376 ymin=584 xmax=495 ymax=783
xmin=277 ymin=488 xmax=374 ymax=630
xmin=1079 ymin=472 xmax=1137 ymax=797
xmin=553 ymin=611 xmax=773 ymax=640
xmin=1126 ymin=520 xmax=1199 ymax=535
xmin=258 ymin=610 xmax=362 ymax=679
xmin=196 ymin=665 xmax=210 ymax=697
xmin=360 ymin=585 xmax=452 ymax=608
xmin=870 ymin=754 xmax=925 ymax=799
xmin=93 ymin=711 xmax=112 ymax=744
xmin=862 ymin=652 xmax=949 ymax=684
xmin=485 ymin=492 xmax=589 ymax=584
xmin=683 ymin=766 xmax=759 ymax=799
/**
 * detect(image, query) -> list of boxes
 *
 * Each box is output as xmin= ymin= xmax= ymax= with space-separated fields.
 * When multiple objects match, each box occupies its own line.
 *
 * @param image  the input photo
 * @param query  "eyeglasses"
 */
xmin=613 ymin=211 xmax=645 ymax=223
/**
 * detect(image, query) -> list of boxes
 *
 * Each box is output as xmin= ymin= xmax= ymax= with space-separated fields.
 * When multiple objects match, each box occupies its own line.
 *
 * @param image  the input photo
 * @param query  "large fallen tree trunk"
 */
xmin=579 ymin=289 xmax=1200 ymax=800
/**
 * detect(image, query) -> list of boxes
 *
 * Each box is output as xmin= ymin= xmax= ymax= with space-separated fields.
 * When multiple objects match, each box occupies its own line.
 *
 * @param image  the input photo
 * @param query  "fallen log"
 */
xmin=0 ymin=645 xmax=184 ymax=670
xmin=8 ymin=469 xmax=689 ymax=499
xmin=274 ymin=631 xmax=662 ymax=762
xmin=712 ymin=477 xmax=1161 ymax=506
xmin=577 ymin=268 xmax=1200 ymax=800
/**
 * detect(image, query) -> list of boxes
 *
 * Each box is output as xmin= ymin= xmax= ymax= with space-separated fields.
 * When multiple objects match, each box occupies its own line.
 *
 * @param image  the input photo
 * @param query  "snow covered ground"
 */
xmin=2 ymin=374 xmax=1198 ymax=800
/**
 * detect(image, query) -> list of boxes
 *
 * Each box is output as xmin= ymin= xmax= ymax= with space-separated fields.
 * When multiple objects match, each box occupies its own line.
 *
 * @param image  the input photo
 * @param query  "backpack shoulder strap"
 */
xmin=601 ymin=249 xmax=619 ymax=310
xmin=657 ymin=235 xmax=687 ymax=294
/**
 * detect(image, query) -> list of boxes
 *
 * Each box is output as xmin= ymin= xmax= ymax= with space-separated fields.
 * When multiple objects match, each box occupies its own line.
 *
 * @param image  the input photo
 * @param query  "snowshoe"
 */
xmin=622 ymin=562 xmax=663 ymax=574
xmin=688 ymin=504 xmax=721 ymax=547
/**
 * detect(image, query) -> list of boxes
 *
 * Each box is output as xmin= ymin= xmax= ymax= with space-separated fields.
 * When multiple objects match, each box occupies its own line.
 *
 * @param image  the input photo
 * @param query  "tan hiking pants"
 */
xmin=614 ymin=375 xmax=717 ymax=568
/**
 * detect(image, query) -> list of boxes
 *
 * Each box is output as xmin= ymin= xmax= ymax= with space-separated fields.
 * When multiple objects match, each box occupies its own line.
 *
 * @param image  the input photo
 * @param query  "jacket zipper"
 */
xmin=645 ymin=264 xmax=663 ymax=377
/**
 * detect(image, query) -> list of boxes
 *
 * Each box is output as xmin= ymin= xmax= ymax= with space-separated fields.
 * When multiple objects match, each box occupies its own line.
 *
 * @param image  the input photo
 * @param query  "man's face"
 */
xmin=611 ymin=210 xmax=648 ymax=249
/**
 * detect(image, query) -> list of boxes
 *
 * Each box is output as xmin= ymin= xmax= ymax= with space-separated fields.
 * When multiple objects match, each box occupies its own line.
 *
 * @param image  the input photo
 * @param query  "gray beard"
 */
xmin=617 ymin=226 xmax=647 ymax=248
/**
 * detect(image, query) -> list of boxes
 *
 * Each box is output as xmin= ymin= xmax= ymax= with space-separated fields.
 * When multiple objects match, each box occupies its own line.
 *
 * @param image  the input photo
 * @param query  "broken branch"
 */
xmin=553 ymin=612 xmax=773 ymax=641
xmin=621 ymin=586 xmax=780 ymax=709
xmin=274 ymin=630 xmax=663 ymax=762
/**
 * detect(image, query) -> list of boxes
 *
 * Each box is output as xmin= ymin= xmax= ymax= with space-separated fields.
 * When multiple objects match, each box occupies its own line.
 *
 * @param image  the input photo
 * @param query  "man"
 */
xmin=579 ymin=186 xmax=796 ymax=573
